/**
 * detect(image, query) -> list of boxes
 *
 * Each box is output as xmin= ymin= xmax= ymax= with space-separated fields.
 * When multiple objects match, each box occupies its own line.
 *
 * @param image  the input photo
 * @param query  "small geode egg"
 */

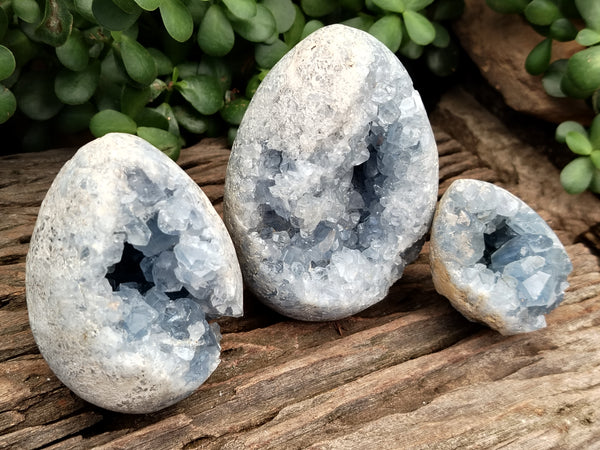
xmin=26 ymin=133 xmax=242 ymax=413
xmin=429 ymin=179 xmax=572 ymax=335
xmin=224 ymin=24 xmax=438 ymax=321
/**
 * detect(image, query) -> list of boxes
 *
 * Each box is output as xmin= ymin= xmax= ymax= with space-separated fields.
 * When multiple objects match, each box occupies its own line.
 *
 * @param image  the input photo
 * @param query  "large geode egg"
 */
xmin=224 ymin=25 xmax=438 ymax=321
xmin=430 ymin=179 xmax=572 ymax=335
xmin=26 ymin=133 xmax=243 ymax=413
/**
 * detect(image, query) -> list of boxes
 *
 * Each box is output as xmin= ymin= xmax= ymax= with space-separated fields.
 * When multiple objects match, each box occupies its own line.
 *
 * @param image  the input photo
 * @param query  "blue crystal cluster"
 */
xmin=430 ymin=179 xmax=572 ymax=335
xmin=225 ymin=25 xmax=438 ymax=321
xmin=26 ymin=133 xmax=242 ymax=413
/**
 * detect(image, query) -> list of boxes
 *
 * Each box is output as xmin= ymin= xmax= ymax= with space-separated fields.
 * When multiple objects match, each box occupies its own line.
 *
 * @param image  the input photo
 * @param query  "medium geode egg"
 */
xmin=224 ymin=25 xmax=438 ymax=321
xmin=430 ymin=179 xmax=572 ymax=335
xmin=26 ymin=133 xmax=242 ymax=413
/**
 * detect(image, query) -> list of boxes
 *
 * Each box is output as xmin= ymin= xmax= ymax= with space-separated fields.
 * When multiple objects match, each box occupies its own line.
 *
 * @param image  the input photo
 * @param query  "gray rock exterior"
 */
xmin=224 ymin=25 xmax=438 ymax=321
xmin=430 ymin=179 xmax=572 ymax=335
xmin=26 ymin=133 xmax=243 ymax=413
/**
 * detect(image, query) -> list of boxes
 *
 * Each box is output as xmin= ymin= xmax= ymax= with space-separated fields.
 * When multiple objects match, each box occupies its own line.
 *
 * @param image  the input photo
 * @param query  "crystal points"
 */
xmin=26 ymin=133 xmax=243 ymax=413
xmin=429 ymin=179 xmax=572 ymax=335
xmin=224 ymin=25 xmax=439 ymax=321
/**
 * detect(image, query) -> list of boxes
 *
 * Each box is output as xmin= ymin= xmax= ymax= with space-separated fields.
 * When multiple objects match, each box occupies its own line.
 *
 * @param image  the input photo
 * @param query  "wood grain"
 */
xmin=0 ymin=89 xmax=598 ymax=449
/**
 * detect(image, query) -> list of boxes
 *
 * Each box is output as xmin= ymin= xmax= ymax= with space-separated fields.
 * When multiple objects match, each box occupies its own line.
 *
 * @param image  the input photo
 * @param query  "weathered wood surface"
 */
xmin=1 ymin=89 xmax=599 ymax=449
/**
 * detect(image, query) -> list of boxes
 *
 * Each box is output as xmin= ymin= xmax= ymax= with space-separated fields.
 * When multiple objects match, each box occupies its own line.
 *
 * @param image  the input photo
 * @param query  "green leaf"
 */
xmin=560 ymin=156 xmax=594 ymax=194
xmin=485 ymin=0 xmax=527 ymax=14
xmin=342 ymin=15 xmax=375 ymax=32
xmin=283 ymin=4 xmax=306 ymax=46
xmin=231 ymin=4 xmax=277 ymax=42
xmin=542 ymin=59 xmax=568 ymax=97
xmin=135 ymin=107 xmax=170 ymax=129
xmin=147 ymin=48 xmax=173 ymax=75
xmin=101 ymin=48 xmax=130 ymax=84
xmin=591 ymin=150 xmax=600 ymax=169
xmin=121 ymin=85 xmax=152 ymax=116
xmin=56 ymin=30 xmax=89 ymax=72
xmin=134 ymin=0 xmax=162 ymax=10
xmin=34 ymin=0 xmax=74 ymax=47
xmin=0 ymin=46 xmax=16 ymax=81
xmin=255 ymin=39 xmax=289 ymax=69
xmin=566 ymin=46 xmax=600 ymax=92
xmin=136 ymin=127 xmax=181 ymax=160
xmin=13 ymin=0 xmax=41 ymax=24
xmin=114 ymin=32 xmax=157 ymax=85
xmin=556 ymin=120 xmax=587 ymax=143
xmin=54 ymin=62 xmax=100 ymax=105
xmin=221 ymin=97 xmax=249 ymax=125
xmin=576 ymin=28 xmax=600 ymax=46
xmin=432 ymin=22 xmax=450 ymax=48
xmin=589 ymin=114 xmax=600 ymax=149
xmin=176 ymin=74 xmax=223 ymax=114
xmin=227 ymin=126 xmax=238 ymax=146
xmin=187 ymin=0 xmax=210 ymax=23
xmin=300 ymin=19 xmax=324 ymax=39
xmin=172 ymin=104 xmax=209 ymax=134
xmin=0 ymin=85 xmax=16 ymax=124
xmin=160 ymin=0 xmax=194 ymax=42
xmin=3 ymin=30 xmax=36 ymax=68
xmin=426 ymin=42 xmax=459 ymax=76
xmin=198 ymin=4 xmax=235 ymax=56
xmin=405 ymin=0 xmax=434 ymax=10
xmin=263 ymin=0 xmax=296 ymax=33
xmin=525 ymin=38 xmax=552 ymax=75
xmin=0 ymin=7 xmax=9 ymax=41
xmin=245 ymin=73 xmax=261 ymax=98
xmin=431 ymin=0 xmax=464 ymax=20
xmin=524 ymin=0 xmax=561 ymax=26
xmin=300 ymin=0 xmax=337 ymax=17
xmin=566 ymin=131 xmax=593 ymax=155
xmin=223 ymin=0 xmax=257 ymax=20
xmin=90 ymin=109 xmax=137 ymax=136
xmin=549 ymin=18 xmax=577 ymax=41
xmin=560 ymin=70 xmax=594 ymax=98
xmin=403 ymin=10 xmax=435 ymax=46
xmin=575 ymin=0 xmax=600 ymax=32
xmin=589 ymin=168 xmax=600 ymax=193
xmin=154 ymin=102 xmax=180 ymax=136
xmin=74 ymin=0 xmax=96 ymax=22
xmin=400 ymin=38 xmax=423 ymax=59
xmin=93 ymin=0 xmax=142 ymax=30
xmin=15 ymin=71 xmax=63 ymax=120
xmin=197 ymin=56 xmax=232 ymax=91
xmin=369 ymin=14 xmax=403 ymax=52
xmin=372 ymin=0 xmax=405 ymax=13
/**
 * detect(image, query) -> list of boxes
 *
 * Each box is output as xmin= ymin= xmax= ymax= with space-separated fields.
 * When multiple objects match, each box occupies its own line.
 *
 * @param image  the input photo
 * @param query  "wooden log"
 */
xmin=0 ymin=88 xmax=598 ymax=448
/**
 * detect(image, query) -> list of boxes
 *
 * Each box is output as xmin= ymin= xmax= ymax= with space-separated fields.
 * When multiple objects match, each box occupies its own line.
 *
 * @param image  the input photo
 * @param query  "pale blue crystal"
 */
xmin=26 ymin=133 xmax=242 ymax=413
xmin=430 ymin=179 xmax=572 ymax=335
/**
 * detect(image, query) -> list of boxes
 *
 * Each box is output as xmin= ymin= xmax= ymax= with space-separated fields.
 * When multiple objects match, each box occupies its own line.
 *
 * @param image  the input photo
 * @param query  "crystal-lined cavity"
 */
xmin=429 ymin=179 xmax=572 ymax=335
xmin=26 ymin=133 xmax=242 ymax=413
xmin=224 ymin=25 xmax=438 ymax=321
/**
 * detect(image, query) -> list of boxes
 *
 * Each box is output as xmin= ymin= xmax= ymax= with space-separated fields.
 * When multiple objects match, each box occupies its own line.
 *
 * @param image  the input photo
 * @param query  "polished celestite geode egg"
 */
xmin=224 ymin=24 xmax=438 ymax=321
xmin=26 ymin=133 xmax=242 ymax=413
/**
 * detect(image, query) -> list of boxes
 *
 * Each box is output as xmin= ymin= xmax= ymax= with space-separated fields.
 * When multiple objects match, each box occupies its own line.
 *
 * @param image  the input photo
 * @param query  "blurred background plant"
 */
xmin=486 ymin=0 xmax=600 ymax=194
xmin=0 ymin=0 xmax=463 ymax=158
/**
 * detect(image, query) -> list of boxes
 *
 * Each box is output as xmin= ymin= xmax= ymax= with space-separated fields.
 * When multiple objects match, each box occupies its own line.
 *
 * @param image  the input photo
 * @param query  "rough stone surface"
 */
xmin=430 ymin=179 xmax=572 ymax=335
xmin=224 ymin=24 xmax=438 ymax=321
xmin=454 ymin=0 xmax=591 ymax=124
xmin=25 ymin=133 xmax=243 ymax=413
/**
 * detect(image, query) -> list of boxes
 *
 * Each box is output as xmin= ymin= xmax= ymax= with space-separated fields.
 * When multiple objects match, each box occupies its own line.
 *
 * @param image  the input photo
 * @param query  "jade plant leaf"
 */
xmin=560 ymin=156 xmax=594 ymax=194
xmin=15 ymin=71 xmax=63 ymax=120
xmin=54 ymin=62 xmax=100 ymax=105
xmin=542 ymin=59 xmax=568 ymax=98
xmin=369 ymin=14 xmax=403 ymax=53
xmin=198 ymin=4 xmax=235 ymax=56
xmin=231 ymin=4 xmax=276 ymax=42
xmin=300 ymin=19 xmax=324 ymax=39
xmin=160 ymin=0 xmax=194 ymax=42
xmin=301 ymin=0 xmax=338 ymax=16
xmin=525 ymin=38 xmax=552 ymax=75
xmin=255 ymin=39 xmax=289 ymax=69
xmin=134 ymin=0 xmax=162 ymax=10
xmin=556 ymin=121 xmax=587 ymax=143
xmin=588 ymin=114 xmax=600 ymax=149
xmin=223 ymin=0 xmax=257 ymax=20
xmin=0 ymin=85 xmax=16 ymax=124
xmin=576 ymin=28 xmax=600 ymax=46
xmin=176 ymin=74 xmax=223 ymax=115
xmin=93 ymin=0 xmax=142 ymax=30
xmin=56 ymin=30 xmax=89 ymax=72
xmin=524 ymin=0 xmax=561 ymax=26
xmin=34 ymin=0 xmax=74 ymax=47
xmin=90 ymin=108 xmax=137 ymax=136
xmin=13 ymin=0 xmax=41 ymax=24
xmin=220 ymin=98 xmax=250 ymax=125
xmin=566 ymin=46 xmax=600 ymax=93
xmin=0 ymin=46 xmax=16 ymax=81
xmin=136 ymin=126 xmax=181 ymax=160
xmin=403 ymin=10 xmax=435 ymax=46
xmin=566 ymin=131 xmax=593 ymax=155
xmin=113 ymin=32 xmax=157 ymax=85
xmin=283 ymin=4 xmax=305 ymax=46
xmin=575 ymin=0 xmax=600 ymax=32
xmin=372 ymin=0 xmax=406 ymax=13
xmin=262 ymin=0 xmax=296 ymax=33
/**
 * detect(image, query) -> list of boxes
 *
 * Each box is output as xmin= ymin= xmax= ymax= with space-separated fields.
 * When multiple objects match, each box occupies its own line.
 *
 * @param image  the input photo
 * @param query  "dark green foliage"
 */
xmin=0 ymin=0 xmax=464 ymax=158
xmin=488 ymin=0 xmax=600 ymax=194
